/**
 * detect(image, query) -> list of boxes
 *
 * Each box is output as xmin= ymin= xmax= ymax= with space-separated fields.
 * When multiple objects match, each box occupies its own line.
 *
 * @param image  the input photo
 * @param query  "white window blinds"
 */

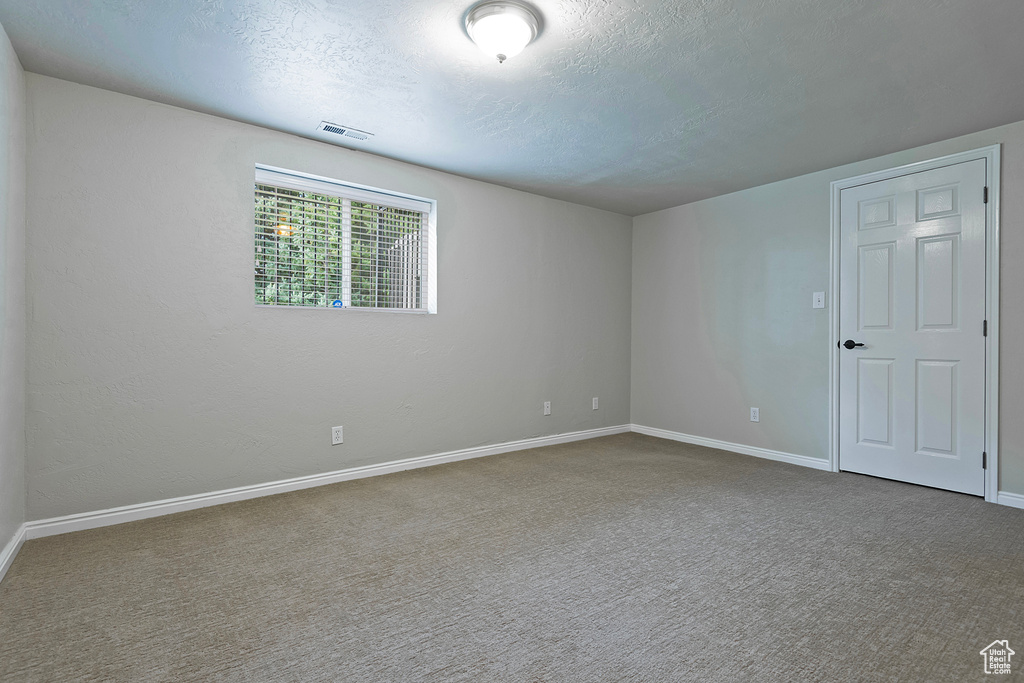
xmin=254 ymin=165 xmax=436 ymax=312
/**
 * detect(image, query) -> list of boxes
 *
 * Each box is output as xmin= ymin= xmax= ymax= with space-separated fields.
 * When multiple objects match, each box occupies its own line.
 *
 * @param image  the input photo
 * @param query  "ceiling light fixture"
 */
xmin=465 ymin=1 xmax=541 ymax=64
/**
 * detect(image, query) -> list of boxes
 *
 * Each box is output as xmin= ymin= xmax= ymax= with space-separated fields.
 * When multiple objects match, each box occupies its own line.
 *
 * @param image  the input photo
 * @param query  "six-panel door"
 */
xmin=839 ymin=159 xmax=986 ymax=496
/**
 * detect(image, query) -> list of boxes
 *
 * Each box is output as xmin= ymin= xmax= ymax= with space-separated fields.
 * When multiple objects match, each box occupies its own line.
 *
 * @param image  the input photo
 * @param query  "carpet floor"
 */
xmin=1 ymin=433 xmax=1022 ymax=681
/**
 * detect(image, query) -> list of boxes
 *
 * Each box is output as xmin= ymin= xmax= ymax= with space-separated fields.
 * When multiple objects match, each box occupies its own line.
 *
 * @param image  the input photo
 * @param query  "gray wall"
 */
xmin=0 ymin=21 xmax=26 ymax=550
xmin=632 ymin=120 xmax=1024 ymax=494
xmin=25 ymin=75 xmax=633 ymax=520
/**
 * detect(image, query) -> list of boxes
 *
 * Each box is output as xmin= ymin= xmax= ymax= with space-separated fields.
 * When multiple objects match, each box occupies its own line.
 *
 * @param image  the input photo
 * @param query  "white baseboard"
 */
xmin=996 ymin=491 xmax=1024 ymax=510
xmin=24 ymin=425 xmax=631 ymax=540
xmin=16 ymin=423 xmax=1020 ymax=547
xmin=630 ymin=425 xmax=1024 ymax=508
xmin=630 ymin=424 xmax=832 ymax=471
xmin=0 ymin=523 xmax=27 ymax=585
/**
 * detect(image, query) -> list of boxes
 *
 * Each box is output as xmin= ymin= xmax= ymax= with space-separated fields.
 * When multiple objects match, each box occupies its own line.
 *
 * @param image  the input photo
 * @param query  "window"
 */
xmin=254 ymin=165 xmax=436 ymax=312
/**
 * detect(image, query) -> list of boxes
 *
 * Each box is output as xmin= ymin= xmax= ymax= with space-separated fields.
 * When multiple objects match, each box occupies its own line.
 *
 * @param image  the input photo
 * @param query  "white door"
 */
xmin=839 ymin=159 xmax=987 ymax=495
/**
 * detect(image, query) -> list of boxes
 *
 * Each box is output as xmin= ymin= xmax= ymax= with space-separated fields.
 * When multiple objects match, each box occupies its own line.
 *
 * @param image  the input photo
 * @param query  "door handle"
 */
xmin=841 ymin=339 xmax=866 ymax=349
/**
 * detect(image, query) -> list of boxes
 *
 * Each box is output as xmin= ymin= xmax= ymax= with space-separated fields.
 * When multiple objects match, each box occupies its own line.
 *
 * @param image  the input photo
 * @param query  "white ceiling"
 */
xmin=1 ymin=0 xmax=1022 ymax=216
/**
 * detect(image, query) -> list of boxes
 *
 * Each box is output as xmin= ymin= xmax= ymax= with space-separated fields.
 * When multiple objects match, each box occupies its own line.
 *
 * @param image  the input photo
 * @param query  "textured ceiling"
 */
xmin=1 ymin=0 xmax=1023 ymax=215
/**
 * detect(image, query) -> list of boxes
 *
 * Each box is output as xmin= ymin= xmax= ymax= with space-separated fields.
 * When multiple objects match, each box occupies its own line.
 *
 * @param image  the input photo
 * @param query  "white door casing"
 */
xmin=837 ymin=159 xmax=987 ymax=496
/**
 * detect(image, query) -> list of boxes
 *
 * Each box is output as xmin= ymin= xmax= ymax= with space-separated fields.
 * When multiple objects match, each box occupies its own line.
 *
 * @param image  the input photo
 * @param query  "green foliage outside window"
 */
xmin=255 ymin=184 xmax=423 ymax=308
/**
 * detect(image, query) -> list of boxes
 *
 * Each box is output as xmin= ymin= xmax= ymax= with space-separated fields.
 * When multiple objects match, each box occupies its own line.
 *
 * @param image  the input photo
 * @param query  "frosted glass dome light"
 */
xmin=466 ymin=1 xmax=540 ymax=63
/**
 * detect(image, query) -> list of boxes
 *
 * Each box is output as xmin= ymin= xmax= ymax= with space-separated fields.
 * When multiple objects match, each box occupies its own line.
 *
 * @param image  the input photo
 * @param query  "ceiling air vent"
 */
xmin=317 ymin=121 xmax=375 ymax=141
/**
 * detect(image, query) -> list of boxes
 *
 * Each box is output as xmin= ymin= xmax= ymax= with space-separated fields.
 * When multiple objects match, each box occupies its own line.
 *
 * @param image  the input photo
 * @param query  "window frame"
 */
xmin=254 ymin=164 xmax=437 ymax=314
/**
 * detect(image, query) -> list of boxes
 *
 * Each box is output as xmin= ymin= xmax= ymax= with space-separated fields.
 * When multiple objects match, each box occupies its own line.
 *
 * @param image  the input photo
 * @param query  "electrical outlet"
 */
xmin=543 ymin=401 xmax=551 ymax=416
xmin=592 ymin=397 xmax=599 ymax=410
xmin=332 ymin=426 xmax=344 ymax=445
xmin=750 ymin=408 xmax=759 ymax=423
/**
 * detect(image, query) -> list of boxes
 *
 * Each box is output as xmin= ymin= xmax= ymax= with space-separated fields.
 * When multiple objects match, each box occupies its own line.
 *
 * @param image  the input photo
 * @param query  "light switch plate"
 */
xmin=813 ymin=291 xmax=826 ymax=309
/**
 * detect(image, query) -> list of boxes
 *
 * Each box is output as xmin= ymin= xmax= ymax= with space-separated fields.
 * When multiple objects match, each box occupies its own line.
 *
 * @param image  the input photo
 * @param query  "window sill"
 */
xmin=254 ymin=304 xmax=433 ymax=315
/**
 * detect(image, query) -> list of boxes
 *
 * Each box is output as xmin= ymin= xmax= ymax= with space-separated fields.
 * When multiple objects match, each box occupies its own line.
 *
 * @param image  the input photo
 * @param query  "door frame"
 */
xmin=828 ymin=145 xmax=1001 ymax=501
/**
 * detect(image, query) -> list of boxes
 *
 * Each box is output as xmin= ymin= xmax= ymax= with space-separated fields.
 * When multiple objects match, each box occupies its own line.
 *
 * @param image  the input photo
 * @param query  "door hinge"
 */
xmin=983 ymin=320 xmax=988 ymax=337
xmin=983 ymin=452 xmax=987 ymax=469
xmin=984 ymin=186 xmax=989 ymax=203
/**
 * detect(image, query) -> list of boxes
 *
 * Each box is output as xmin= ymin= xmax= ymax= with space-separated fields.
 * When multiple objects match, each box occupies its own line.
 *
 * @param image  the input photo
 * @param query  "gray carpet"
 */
xmin=1 ymin=433 xmax=1022 ymax=681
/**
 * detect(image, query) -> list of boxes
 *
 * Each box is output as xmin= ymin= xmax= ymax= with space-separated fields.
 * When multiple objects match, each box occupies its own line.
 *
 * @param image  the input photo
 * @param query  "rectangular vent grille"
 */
xmin=318 ymin=121 xmax=375 ymax=141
